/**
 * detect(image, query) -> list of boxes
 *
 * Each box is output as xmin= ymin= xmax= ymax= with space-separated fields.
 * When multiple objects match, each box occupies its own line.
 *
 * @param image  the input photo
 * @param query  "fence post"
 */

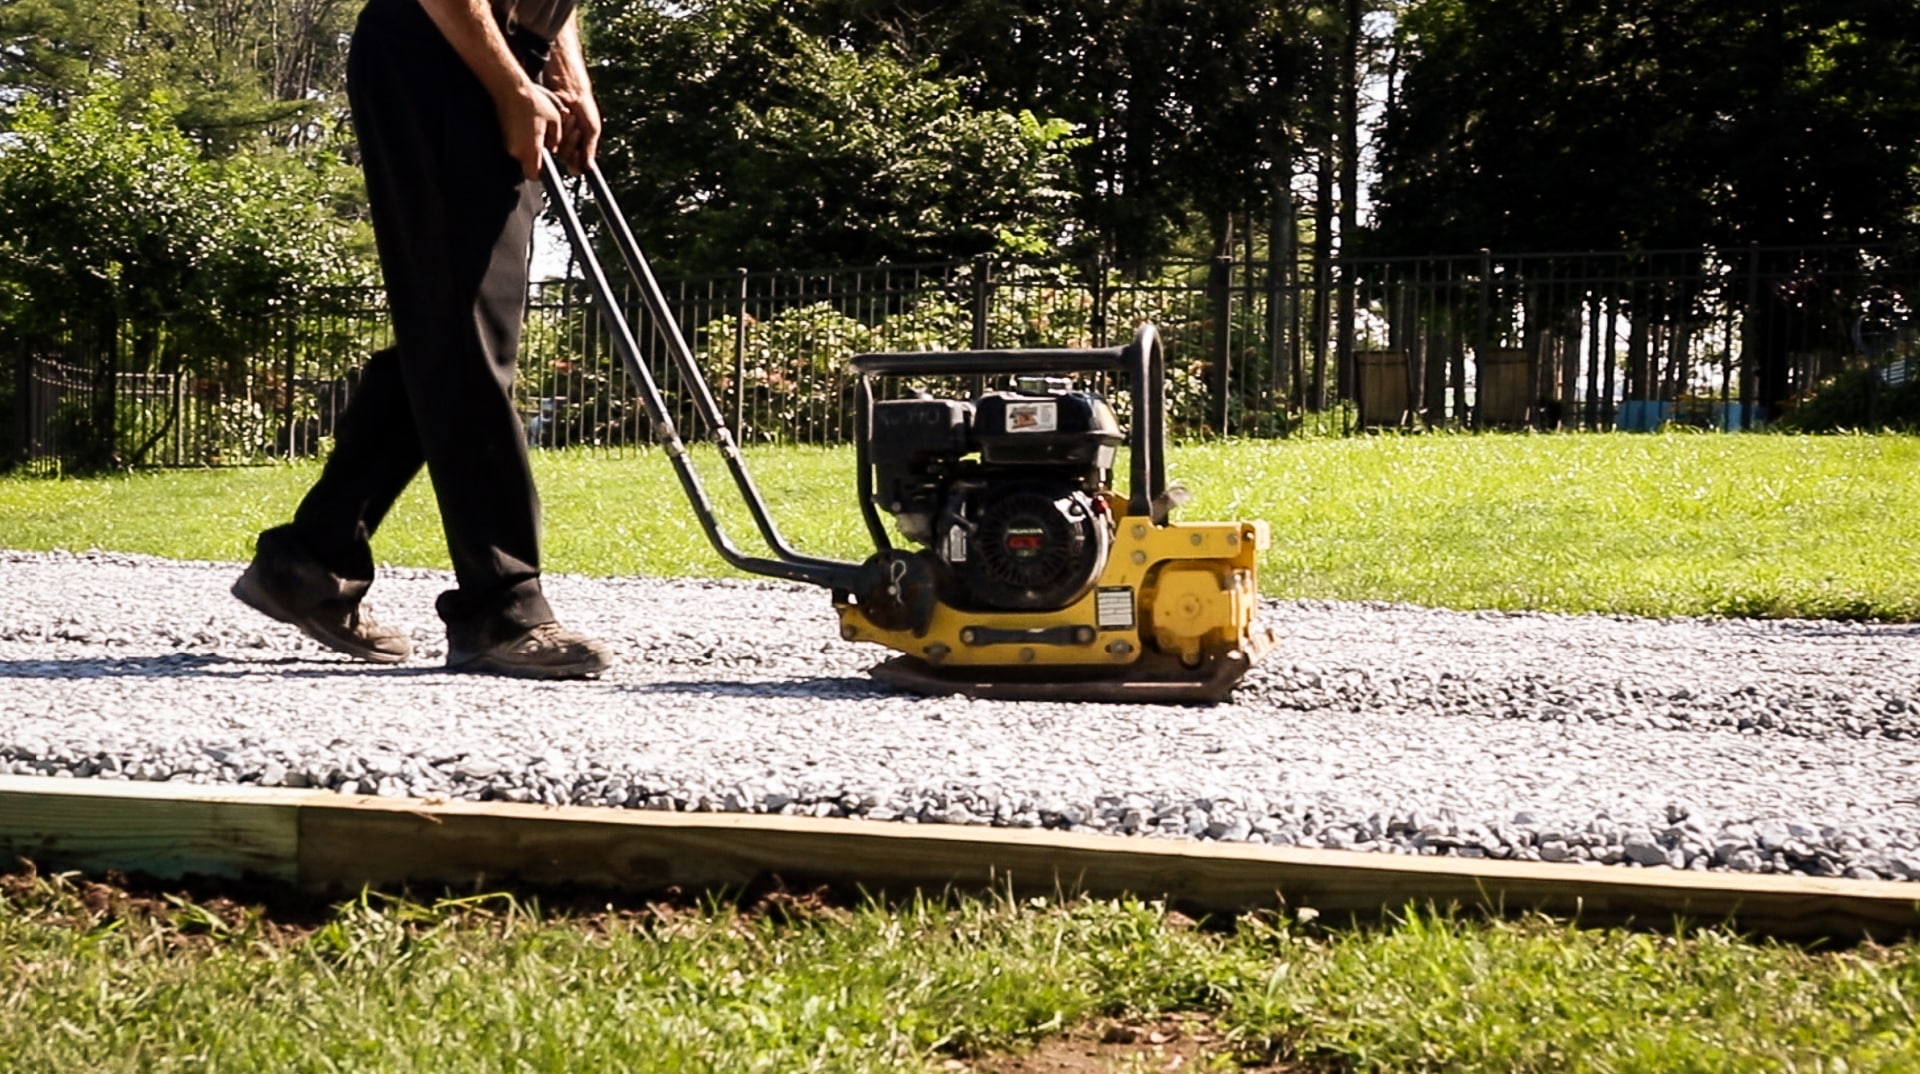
xmin=1210 ymin=254 xmax=1233 ymax=436
xmin=970 ymin=255 xmax=993 ymax=351
xmin=1338 ymin=259 xmax=1357 ymax=436
xmin=9 ymin=337 xmax=25 ymax=468
xmin=733 ymin=268 xmax=749 ymax=435
xmin=1741 ymin=244 xmax=1760 ymax=430
xmin=1474 ymin=247 xmax=1492 ymax=430
xmin=970 ymin=255 xmax=993 ymax=399
xmin=1089 ymin=253 xmax=1108 ymax=348
xmin=93 ymin=315 xmax=118 ymax=468
xmin=282 ymin=315 xmax=298 ymax=459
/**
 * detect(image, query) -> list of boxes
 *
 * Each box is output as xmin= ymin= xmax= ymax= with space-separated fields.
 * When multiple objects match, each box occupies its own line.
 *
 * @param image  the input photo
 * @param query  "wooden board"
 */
xmin=4 ymin=775 xmax=1916 ymax=941
xmin=0 ymin=776 xmax=300 ymax=883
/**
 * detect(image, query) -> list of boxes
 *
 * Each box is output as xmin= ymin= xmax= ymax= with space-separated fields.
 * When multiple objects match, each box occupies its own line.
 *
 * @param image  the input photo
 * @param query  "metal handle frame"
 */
xmin=541 ymin=153 xmax=862 ymax=591
xmin=542 ymin=153 xmax=1171 ymax=591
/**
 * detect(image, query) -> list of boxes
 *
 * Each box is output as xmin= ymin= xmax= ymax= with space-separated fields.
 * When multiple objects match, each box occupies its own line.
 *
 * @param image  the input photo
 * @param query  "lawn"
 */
xmin=6 ymin=431 xmax=1920 ymax=620
xmin=5 ymin=871 xmax=1919 ymax=1074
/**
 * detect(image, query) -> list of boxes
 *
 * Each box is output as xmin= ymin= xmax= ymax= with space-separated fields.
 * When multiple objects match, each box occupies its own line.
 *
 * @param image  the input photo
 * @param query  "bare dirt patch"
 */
xmin=948 ymin=1014 xmax=1309 ymax=1073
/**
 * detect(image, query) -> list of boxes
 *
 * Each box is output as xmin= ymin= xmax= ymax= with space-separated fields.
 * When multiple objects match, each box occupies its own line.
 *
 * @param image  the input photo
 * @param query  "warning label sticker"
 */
xmin=1006 ymin=400 xmax=1059 ymax=433
xmin=1095 ymin=586 xmax=1135 ymax=629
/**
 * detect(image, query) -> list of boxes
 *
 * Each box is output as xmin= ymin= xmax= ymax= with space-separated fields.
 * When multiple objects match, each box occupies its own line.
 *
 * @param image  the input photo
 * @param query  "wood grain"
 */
xmin=4 ymin=775 xmax=1915 ymax=940
xmin=0 ymin=776 xmax=302 ymax=883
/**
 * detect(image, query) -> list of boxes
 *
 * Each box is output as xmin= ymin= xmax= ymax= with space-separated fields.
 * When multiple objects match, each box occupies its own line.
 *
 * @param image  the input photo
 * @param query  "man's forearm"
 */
xmin=543 ymin=10 xmax=600 ymax=173
xmin=415 ymin=0 xmax=536 ymax=107
xmin=544 ymin=12 xmax=590 ymax=99
xmin=413 ymin=0 xmax=564 ymax=178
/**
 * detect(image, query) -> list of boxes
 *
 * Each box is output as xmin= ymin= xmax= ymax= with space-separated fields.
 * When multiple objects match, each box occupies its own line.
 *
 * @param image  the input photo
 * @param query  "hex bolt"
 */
xmin=1107 ymin=640 xmax=1134 ymax=655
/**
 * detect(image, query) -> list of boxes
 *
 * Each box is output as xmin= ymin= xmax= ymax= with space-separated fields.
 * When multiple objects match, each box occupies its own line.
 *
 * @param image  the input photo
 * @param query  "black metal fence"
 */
xmin=6 ymin=243 xmax=1915 ymax=472
xmin=1341 ymin=245 xmax=1917 ymax=432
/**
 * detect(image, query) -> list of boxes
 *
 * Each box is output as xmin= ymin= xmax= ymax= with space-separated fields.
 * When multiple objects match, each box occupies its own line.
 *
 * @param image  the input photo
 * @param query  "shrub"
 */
xmin=1777 ymin=361 xmax=1920 ymax=432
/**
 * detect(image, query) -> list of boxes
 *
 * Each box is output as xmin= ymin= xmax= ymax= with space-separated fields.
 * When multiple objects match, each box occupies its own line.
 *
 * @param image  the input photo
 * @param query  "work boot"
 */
xmin=232 ymin=560 xmax=412 ymax=664
xmin=446 ymin=621 xmax=612 ymax=680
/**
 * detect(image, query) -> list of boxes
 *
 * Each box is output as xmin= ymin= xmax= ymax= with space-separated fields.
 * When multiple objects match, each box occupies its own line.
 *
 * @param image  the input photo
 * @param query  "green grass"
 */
xmin=5 ymin=873 xmax=1920 ymax=1073
xmin=7 ymin=432 xmax=1920 ymax=620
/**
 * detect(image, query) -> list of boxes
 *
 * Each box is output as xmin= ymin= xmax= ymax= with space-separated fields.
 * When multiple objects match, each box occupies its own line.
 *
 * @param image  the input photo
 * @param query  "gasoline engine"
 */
xmin=866 ymin=380 xmax=1120 ymax=616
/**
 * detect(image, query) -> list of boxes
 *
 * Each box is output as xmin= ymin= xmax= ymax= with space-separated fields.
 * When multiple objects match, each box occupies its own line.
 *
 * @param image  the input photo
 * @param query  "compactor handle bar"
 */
xmin=541 ymin=151 xmax=1174 ymax=589
xmin=540 ymin=151 xmax=863 ymax=591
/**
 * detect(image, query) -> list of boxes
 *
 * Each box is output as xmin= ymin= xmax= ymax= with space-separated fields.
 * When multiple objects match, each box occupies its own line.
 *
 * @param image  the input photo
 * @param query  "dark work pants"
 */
xmin=262 ymin=0 xmax=553 ymax=652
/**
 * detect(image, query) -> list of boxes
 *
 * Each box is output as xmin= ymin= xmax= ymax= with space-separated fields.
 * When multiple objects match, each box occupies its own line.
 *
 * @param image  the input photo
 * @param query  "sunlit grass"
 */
xmin=5 ymin=872 xmax=1919 ymax=1073
xmin=6 ymin=432 xmax=1919 ymax=619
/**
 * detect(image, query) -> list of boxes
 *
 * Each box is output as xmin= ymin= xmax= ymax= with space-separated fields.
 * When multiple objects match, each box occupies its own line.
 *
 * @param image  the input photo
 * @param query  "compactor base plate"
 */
xmin=867 ymin=627 xmax=1275 ymax=705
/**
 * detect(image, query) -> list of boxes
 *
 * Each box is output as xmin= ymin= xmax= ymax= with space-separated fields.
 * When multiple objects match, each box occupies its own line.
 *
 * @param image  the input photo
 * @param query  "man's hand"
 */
xmin=413 ymin=0 xmax=594 ymax=180
xmin=496 ymin=80 xmax=567 ymax=180
xmin=544 ymin=12 xmax=599 ymax=176
xmin=550 ymin=86 xmax=601 ymax=176
xmin=415 ymin=0 xmax=562 ymax=180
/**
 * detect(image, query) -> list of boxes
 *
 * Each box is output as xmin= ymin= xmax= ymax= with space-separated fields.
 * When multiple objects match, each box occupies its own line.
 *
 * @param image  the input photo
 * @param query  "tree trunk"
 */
xmin=1311 ymin=143 xmax=1334 ymax=411
xmin=1335 ymin=0 xmax=1359 ymax=411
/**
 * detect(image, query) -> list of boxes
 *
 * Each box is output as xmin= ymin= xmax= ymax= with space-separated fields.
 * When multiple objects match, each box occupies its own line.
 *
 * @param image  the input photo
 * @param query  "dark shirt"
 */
xmin=492 ymin=0 xmax=573 ymax=42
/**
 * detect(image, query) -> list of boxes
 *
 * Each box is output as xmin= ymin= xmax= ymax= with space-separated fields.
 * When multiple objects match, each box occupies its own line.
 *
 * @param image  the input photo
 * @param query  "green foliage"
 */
xmin=803 ymin=0 xmax=1335 ymax=264
xmin=0 ymin=81 xmax=372 ymax=466
xmin=0 ymin=0 xmax=356 ymax=153
xmin=0 ymin=84 xmax=369 ymax=341
xmin=1375 ymin=0 xmax=1920 ymax=255
xmin=678 ymin=260 xmax=1220 ymax=442
xmin=1778 ymin=361 xmax=1920 ymax=433
xmin=695 ymin=302 xmax=872 ymax=443
xmin=588 ymin=0 xmax=1084 ymax=274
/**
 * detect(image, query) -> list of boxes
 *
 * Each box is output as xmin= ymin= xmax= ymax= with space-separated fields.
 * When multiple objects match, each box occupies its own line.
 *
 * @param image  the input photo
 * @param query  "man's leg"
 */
xmin=261 ymin=347 xmax=423 ymax=582
xmin=344 ymin=0 xmax=607 ymax=676
xmin=235 ymin=347 xmax=419 ymax=663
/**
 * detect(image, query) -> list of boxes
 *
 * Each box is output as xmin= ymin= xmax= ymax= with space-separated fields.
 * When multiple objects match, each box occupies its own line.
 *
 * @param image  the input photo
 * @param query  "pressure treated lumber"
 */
xmin=3 ymin=775 xmax=1916 ymax=941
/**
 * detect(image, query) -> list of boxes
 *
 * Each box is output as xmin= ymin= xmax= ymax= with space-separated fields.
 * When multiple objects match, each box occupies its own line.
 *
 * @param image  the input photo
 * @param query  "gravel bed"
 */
xmin=4 ymin=548 xmax=1920 ymax=881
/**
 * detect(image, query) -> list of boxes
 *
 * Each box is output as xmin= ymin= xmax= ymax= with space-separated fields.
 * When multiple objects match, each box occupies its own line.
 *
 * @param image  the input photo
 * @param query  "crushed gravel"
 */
xmin=4 ymin=548 xmax=1919 ymax=881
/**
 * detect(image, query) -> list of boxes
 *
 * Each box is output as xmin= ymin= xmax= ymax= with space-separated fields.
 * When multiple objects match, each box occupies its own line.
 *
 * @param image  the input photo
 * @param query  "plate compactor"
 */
xmin=543 ymin=155 xmax=1274 ymax=703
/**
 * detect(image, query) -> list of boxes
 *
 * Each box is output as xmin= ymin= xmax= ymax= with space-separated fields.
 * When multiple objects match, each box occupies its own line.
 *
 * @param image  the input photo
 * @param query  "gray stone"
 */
xmin=1623 ymin=834 xmax=1670 ymax=868
xmin=1726 ymin=849 xmax=1764 ymax=873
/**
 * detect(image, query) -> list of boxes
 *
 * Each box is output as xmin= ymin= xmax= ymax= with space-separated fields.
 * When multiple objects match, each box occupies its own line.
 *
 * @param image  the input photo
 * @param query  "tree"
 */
xmin=801 ymin=0 xmax=1334 ymax=266
xmin=0 ymin=0 xmax=356 ymax=153
xmin=0 ymin=84 xmax=372 ymax=464
xmin=586 ymin=0 xmax=1083 ymax=274
xmin=1372 ymin=0 xmax=1920 ymax=413
xmin=1373 ymin=0 xmax=1920 ymax=255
